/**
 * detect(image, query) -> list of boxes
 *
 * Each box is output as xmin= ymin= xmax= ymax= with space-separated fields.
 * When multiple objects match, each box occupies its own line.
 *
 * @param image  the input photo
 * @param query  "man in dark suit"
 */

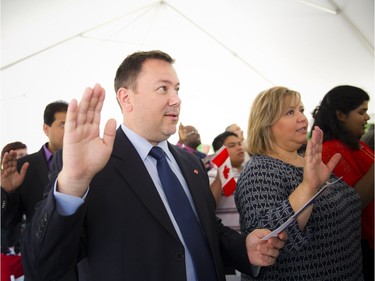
xmin=1 ymin=101 xmax=69 ymax=280
xmin=1 ymin=101 xmax=68 ymax=228
xmin=21 ymin=50 xmax=286 ymax=281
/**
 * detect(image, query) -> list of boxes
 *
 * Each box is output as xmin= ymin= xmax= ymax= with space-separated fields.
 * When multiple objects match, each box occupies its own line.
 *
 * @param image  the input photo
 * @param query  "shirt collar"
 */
xmin=121 ymin=124 xmax=171 ymax=160
xmin=43 ymin=143 xmax=53 ymax=162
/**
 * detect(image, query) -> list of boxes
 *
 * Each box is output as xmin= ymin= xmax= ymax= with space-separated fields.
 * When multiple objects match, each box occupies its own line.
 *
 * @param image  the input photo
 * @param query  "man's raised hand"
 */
xmin=57 ymin=84 xmax=117 ymax=197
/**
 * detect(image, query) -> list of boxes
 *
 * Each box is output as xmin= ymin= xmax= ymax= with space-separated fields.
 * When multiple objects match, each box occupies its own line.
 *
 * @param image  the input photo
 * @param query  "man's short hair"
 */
xmin=114 ymin=50 xmax=175 ymax=92
xmin=43 ymin=100 xmax=68 ymax=126
xmin=212 ymin=131 xmax=238 ymax=152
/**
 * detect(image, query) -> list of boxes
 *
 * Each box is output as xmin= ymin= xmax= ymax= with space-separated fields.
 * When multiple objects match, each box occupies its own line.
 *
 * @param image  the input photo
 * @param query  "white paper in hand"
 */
xmin=262 ymin=177 xmax=343 ymax=240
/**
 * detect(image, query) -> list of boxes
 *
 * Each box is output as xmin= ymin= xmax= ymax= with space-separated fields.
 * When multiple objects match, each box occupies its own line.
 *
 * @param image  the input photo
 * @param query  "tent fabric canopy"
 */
xmin=1 ymin=0 xmax=374 ymax=152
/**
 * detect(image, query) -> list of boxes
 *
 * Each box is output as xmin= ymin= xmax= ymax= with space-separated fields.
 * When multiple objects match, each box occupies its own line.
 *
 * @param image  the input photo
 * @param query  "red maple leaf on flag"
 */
xmin=223 ymin=165 xmax=230 ymax=179
xmin=212 ymin=146 xmax=237 ymax=197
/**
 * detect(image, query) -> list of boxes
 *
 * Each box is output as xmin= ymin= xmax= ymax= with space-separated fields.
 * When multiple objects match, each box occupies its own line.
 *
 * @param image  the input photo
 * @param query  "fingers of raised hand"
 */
xmin=92 ymin=84 xmax=106 ymax=126
xmin=86 ymin=84 xmax=105 ymax=125
xmin=1 ymin=151 xmax=17 ymax=173
xmin=76 ymin=84 xmax=105 ymax=127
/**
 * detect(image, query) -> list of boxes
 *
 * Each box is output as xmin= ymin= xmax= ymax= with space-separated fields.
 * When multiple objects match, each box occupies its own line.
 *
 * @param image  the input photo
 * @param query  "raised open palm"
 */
xmin=57 ymin=84 xmax=117 ymax=197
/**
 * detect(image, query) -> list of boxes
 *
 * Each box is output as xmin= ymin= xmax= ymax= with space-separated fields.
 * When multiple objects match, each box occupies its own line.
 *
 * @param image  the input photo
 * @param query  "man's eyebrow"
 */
xmin=158 ymin=79 xmax=180 ymax=87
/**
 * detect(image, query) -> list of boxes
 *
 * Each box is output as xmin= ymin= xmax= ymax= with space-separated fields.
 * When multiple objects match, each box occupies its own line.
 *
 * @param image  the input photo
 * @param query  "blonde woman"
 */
xmin=235 ymin=86 xmax=363 ymax=280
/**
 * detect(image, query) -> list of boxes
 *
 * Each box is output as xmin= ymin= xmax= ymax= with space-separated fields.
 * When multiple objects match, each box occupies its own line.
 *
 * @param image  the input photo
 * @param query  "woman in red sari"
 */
xmin=311 ymin=85 xmax=374 ymax=281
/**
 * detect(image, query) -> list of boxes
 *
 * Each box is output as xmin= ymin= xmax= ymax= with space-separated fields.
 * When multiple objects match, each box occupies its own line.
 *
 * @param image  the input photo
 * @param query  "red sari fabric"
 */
xmin=322 ymin=140 xmax=374 ymax=249
xmin=1 ymin=254 xmax=24 ymax=280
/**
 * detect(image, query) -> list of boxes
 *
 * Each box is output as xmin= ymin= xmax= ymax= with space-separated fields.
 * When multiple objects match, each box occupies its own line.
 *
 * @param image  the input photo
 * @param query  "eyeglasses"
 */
xmin=186 ymin=130 xmax=199 ymax=136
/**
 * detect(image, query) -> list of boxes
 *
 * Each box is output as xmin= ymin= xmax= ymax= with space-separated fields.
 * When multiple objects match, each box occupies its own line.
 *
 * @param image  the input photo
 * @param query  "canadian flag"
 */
xmin=211 ymin=146 xmax=236 ymax=196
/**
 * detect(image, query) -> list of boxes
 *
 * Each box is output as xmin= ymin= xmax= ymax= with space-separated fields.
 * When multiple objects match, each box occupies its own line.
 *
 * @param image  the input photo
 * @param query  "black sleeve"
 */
xmin=216 ymin=218 xmax=254 ymax=276
xmin=22 ymin=182 xmax=88 ymax=281
xmin=21 ymin=149 xmax=88 ymax=281
xmin=1 ymin=186 xmax=23 ymax=229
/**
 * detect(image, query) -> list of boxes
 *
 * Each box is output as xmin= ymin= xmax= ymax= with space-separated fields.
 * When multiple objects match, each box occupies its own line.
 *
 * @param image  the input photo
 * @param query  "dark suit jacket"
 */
xmin=1 ymin=146 xmax=49 ymax=228
xmin=22 ymin=128 xmax=253 ymax=281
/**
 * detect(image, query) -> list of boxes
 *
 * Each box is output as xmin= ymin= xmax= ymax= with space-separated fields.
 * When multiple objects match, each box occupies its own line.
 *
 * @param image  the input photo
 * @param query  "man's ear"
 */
xmin=117 ymin=88 xmax=133 ymax=112
xmin=43 ymin=123 xmax=49 ymax=137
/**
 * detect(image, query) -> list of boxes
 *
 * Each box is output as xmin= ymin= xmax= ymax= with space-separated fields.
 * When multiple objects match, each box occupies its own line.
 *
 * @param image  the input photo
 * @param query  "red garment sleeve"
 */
xmin=322 ymin=140 xmax=361 ymax=186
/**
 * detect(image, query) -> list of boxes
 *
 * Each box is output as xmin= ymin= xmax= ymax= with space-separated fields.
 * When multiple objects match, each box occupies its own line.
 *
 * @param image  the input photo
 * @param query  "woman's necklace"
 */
xmin=269 ymin=152 xmax=304 ymax=167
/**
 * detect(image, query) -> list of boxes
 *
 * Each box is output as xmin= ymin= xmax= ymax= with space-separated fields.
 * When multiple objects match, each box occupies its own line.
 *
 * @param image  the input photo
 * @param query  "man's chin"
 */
xmin=163 ymin=128 xmax=177 ymax=138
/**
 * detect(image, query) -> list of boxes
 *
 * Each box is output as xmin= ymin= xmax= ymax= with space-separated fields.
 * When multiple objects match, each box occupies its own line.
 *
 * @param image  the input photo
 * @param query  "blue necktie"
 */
xmin=149 ymin=146 xmax=217 ymax=281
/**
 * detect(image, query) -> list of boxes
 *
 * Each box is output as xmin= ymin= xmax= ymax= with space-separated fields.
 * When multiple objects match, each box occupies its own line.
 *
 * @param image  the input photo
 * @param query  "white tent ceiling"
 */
xmin=1 ymin=0 xmax=374 ymax=153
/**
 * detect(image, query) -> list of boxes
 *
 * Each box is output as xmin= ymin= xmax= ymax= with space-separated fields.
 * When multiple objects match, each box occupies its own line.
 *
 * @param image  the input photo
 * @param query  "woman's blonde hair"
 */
xmin=246 ymin=86 xmax=301 ymax=155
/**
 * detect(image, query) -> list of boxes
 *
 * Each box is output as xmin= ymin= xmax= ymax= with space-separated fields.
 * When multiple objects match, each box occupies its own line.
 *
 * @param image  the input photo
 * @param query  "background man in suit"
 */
xmin=1 ymin=100 xmax=68 ymax=227
xmin=21 ymin=50 xmax=286 ymax=281
xmin=1 ymin=101 xmax=68 ymax=280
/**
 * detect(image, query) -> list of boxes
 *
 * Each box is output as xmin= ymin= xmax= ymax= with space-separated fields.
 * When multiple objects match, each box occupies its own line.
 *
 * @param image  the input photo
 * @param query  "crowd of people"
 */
xmin=0 ymin=50 xmax=373 ymax=281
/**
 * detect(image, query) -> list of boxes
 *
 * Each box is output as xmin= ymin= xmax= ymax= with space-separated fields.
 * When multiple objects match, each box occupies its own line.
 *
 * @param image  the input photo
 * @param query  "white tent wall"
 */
xmin=1 ymin=0 xmax=374 ymax=153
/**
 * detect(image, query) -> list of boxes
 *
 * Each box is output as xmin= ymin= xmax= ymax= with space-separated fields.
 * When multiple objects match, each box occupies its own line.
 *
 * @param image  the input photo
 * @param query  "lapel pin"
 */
xmin=194 ymin=169 xmax=199 ymax=174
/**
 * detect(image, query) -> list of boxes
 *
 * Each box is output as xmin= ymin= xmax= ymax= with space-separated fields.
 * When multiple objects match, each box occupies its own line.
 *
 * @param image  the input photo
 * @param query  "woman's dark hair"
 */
xmin=311 ymin=85 xmax=370 ymax=149
xmin=1 ymin=141 xmax=27 ymax=159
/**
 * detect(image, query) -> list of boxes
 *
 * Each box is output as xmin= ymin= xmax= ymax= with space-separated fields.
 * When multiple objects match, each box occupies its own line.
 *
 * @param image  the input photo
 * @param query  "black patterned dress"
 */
xmin=235 ymin=155 xmax=363 ymax=281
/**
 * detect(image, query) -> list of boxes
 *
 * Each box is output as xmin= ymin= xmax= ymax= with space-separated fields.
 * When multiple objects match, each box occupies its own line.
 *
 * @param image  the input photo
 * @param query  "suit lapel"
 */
xmin=35 ymin=147 xmax=49 ymax=187
xmin=111 ymin=129 xmax=180 ymax=241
